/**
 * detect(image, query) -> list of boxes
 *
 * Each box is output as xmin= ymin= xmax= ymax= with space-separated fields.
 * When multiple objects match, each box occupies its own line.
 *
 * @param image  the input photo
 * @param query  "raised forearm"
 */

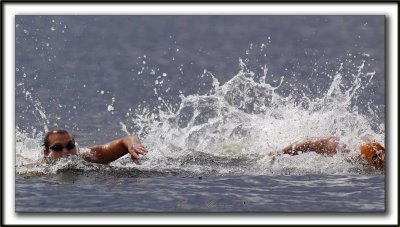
xmin=83 ymin=138 xmax=128 ymax=164
xmin=81 ymin=135 xmax=147 ymax=164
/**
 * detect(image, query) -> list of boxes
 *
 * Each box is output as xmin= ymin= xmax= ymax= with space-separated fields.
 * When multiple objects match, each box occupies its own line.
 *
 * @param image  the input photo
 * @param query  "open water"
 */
xmin=15 ymin=16 xmax=385 ymax=212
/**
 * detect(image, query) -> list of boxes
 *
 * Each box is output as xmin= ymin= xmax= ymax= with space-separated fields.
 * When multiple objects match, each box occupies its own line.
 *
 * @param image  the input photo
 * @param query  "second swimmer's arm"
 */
xmin=282 ymin=137 xmax=338 ymax=156
xmin=282 ymin=140 xmax=312 ymax=155
xmin=80 ymin=135 xmax=148 ymax=164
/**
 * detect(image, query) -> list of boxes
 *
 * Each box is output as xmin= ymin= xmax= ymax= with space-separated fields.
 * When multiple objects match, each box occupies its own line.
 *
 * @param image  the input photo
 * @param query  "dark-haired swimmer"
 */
xmin=269 ymin=136 xmax=385 ymax=170
xmin=41 ymin=130 xmax=148 ymax=164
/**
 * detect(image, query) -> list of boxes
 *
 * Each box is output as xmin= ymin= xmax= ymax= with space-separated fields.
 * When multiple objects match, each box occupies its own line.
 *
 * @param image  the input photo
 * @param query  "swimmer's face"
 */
xmin=44 ymin=132 xmax=77 ymax=159
xmin=360 ymin=142 xmax=385 ymax=171
xmin=371 ymin=151 xmax=385 ymax=170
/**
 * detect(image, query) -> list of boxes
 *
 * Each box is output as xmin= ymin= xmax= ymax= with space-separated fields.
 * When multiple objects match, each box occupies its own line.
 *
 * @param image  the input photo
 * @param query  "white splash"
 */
xmin=16 ymin=55 xmax=384 ymax=176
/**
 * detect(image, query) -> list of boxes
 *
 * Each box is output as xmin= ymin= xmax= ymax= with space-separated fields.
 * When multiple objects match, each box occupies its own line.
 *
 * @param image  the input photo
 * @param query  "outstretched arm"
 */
xmin=80 ymin=135 xmax=148 ymax=164
xmin=281 ymin=136 xmax=339 ymax=156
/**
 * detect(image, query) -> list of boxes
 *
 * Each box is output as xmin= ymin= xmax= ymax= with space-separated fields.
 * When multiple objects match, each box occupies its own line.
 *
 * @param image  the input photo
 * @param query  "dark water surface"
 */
xmin=16 ymin=174 xmax=384 ymax=212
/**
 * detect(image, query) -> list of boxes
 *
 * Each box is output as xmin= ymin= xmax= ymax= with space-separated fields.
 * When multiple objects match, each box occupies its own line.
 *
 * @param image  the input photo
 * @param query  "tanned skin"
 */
xmin=43 ymin=131 xmax=148 ymax=165
xmin=276 ymin=136 xmax=384 ymax=170
xmin=281 ymin=136 xmax=343 ymax=156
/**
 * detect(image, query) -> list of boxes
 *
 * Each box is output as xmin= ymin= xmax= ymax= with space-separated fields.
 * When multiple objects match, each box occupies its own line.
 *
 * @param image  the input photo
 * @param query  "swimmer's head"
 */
xmin=359 ymin=141 xmax=385 ymax=170
xmin=43 ymin=130 xmax=77 ymax=160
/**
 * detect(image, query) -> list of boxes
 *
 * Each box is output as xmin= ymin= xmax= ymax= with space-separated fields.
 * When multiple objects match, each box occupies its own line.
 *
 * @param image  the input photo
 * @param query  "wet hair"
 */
xmin=359 ymin=141 xmax=385 ymax=165
xmin=42 ymin=130 xmax=74 ymax=150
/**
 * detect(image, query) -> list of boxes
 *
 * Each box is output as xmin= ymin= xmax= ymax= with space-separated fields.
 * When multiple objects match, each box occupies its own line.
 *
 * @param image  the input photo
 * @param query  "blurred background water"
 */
xmin=15 ymin=16 xmax=385 ymax=212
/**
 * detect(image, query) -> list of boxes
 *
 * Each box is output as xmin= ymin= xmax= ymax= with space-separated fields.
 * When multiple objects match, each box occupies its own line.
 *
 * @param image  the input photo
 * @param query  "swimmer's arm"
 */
xmin=282 ymin=140 xmax=311 ymax=155
xmin=80 ymin=135 xmax=148 ymax=164
xmin=282 ymin=137 xmax=338 ymax=156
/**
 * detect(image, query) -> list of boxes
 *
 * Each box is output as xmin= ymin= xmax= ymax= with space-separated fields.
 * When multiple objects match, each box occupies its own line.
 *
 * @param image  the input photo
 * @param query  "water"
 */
xmin=15 ymin=16 xmax=385 ymax=212
xmin=16 ymin=174 xmax=384 ymax=212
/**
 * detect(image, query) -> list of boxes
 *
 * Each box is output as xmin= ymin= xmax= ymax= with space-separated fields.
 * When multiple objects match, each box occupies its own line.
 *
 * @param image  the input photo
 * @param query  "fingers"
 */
xmin=130 ymin=150 xmax=139 ymax=159
xmin=135 ymin=145 xmax=148 ymax=155
xmin=130 ymin=144 xmax=148 ymax=155
xmin=131 ymin=155 xmax=140 ymax=165
xmin=128 ymin=143 xmax=148 ymax=165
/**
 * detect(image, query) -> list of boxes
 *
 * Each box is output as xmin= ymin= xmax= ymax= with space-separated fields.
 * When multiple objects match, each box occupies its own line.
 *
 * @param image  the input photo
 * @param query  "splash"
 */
xmin=16 ymin=54 xmax=384 ymax=177
xmin=125 ymin=56 xmax=384 ymax=176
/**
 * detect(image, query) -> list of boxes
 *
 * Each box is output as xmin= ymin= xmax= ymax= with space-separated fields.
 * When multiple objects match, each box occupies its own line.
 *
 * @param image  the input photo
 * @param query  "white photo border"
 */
xmin=3 ymin=2 xmax=398 ymax=225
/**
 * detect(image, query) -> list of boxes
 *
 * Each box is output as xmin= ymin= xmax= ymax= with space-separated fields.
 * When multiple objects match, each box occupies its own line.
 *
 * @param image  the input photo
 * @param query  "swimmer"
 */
xmin=41 ymin=129 xmax=148 ymax=164
xmin=269 ymin=136 xmax=385 ymax=170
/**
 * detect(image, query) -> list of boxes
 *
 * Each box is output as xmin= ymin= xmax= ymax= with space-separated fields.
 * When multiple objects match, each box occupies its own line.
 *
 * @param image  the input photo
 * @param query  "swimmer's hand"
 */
xmin=122 ymin=135 xmax=148 ymax=165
